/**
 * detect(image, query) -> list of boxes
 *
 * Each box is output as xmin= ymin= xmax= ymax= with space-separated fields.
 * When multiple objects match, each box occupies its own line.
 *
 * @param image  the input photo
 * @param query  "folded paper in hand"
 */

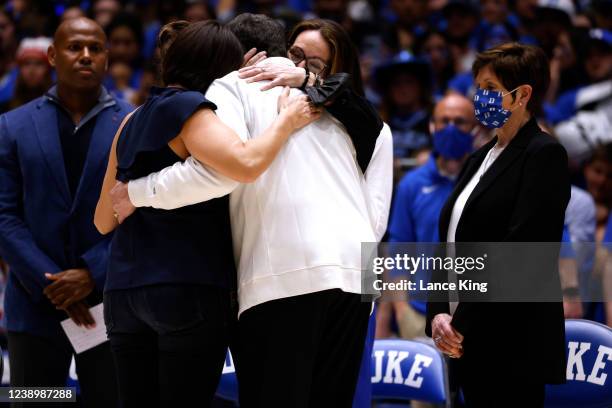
xmin=60 ymin=303 xmax=108 ymax=354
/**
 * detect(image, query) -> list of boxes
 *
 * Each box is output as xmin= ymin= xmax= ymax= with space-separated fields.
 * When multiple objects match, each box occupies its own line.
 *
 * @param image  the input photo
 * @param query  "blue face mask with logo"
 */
xmin=432 ymin=125 xmax=473 ymax=160
xmin=473 ymin=87 xmax=520 ymax=129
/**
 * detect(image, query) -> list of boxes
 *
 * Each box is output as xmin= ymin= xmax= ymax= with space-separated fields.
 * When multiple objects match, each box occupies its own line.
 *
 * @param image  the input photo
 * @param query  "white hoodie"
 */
xmin=128 ymin=57 xmax=393 ymax=315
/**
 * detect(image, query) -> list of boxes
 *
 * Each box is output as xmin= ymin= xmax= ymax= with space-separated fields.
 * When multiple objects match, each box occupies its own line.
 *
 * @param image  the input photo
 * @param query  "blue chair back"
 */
xmin=216 ymin=350 xmax=239 ymax=402
xmin=545 ymin=319 xmax=612 ymax=408
xmin=371 ymin=339 xmax=450 ymax=406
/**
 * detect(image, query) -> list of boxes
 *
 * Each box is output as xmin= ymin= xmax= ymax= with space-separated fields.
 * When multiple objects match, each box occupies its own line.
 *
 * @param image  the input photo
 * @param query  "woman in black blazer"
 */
xmin=426 ymin=43 xmax=571 ymax=407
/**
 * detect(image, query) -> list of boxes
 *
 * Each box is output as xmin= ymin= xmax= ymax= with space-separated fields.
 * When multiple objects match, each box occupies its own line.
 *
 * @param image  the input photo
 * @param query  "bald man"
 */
xmin=0 ymin=18 xmax=131 ymax=405
xmin=378 ymin=94 xmax=477 ymax=341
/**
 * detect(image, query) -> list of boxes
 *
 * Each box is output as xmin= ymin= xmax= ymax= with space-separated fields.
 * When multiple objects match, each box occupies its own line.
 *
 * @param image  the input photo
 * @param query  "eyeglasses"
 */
xmin=288 ymin=46 xmax=328 ymax=75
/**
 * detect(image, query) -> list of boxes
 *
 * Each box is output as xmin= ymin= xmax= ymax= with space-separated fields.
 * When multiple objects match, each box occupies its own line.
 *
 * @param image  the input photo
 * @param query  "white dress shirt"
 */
xmin=127 ymin=57 xmax=394 ymax=316
xmin=447 ymin=143 xmax=506 ymax=243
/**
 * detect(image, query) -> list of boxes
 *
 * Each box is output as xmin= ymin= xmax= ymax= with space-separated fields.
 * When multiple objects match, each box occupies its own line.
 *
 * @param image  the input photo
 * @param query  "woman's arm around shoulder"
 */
xmin=179 ymin=87 xmax=320 ymax=183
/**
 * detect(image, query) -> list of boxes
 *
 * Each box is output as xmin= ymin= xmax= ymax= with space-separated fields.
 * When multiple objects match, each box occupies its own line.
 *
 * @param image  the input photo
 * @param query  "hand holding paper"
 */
xmin=61 ymin=303 xmax=108 ymax=354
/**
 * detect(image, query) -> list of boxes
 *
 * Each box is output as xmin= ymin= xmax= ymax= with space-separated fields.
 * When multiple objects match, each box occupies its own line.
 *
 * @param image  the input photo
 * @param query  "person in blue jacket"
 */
xmin=382 ymin=93 xmax=476 ymax=340
xmin=0 ymin=18 xmax=131 ymax=406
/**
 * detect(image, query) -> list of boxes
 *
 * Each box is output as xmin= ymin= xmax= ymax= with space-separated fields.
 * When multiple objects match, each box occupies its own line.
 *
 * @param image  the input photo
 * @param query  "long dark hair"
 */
xmin=161 ymin=21 xmax=243 ymax=94
xmin=288 ymin=19 xmax=365 ymax=97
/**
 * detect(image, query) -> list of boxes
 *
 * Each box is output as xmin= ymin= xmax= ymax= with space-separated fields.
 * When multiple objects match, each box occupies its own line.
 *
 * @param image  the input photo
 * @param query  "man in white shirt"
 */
xmin=110 ymin=14 xmax=393 ymax=406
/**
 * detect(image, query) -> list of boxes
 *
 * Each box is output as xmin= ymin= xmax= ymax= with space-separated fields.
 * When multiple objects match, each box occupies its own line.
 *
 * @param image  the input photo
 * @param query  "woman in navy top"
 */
xmin=94 ymin=21 xmax=319 ymax=407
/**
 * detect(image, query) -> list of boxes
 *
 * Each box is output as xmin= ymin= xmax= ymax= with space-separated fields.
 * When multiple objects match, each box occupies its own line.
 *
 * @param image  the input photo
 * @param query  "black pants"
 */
xmin=461 ymin=381 xmax=546 ymax=408
xmin=7 ymin=331 xmax=118 ymax=408
xmin=234 ymin=289 xmax=371 ymax=408
xmin=104 ymin=284 xmax=231 ymax=408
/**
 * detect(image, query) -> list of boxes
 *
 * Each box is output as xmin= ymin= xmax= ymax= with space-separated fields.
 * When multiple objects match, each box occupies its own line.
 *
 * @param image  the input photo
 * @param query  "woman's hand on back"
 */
xmin=110 ymin=181 xmax=136 ymax=224
xmin=277 ymin=87 xmax=321 ymax=131
xmin=242 ymin=47 xmax=267 ymax=68
xmin=239 ymin=64 xmax=308 ymax=91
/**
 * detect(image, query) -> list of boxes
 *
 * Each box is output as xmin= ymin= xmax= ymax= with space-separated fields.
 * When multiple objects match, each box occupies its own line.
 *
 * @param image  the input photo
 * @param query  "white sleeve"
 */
xmin=127 ymin=75 xmax=249 ymax=209
xmin=128 ymin=157 xmax=239 ymax=209
xmin=363 ymin=123 xmax=394 ymax=242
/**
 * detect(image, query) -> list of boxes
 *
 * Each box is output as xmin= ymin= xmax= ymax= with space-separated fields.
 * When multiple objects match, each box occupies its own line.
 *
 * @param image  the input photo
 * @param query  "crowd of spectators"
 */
xmin=0 ymin=0 xmax=611 ymax=333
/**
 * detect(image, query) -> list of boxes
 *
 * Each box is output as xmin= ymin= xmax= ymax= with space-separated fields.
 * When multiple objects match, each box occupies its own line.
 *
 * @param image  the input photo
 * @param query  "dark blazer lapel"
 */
xmin=462 ymin=144 xmax=522 ymax=211
xmin=72 ymin=106 xmax=122 ymax=209
xmin=438 ymin=139 xmax=494 ymax=241
xmin=32 ymin=100 xmax=71 ymax=206
xmin=463 ymin=118 xmax=538 ymax=212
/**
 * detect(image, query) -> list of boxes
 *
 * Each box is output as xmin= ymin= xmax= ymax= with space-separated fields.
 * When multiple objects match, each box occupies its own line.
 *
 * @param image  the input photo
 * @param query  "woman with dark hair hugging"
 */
xmin=94 ymin=20 xmax=319 ymax=407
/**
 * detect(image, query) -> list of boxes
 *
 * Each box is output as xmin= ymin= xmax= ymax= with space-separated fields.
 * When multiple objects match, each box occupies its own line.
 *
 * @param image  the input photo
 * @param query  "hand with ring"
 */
xmin=239 ymin=63 xmax=311 ymax=91
xmin=431 ymin=313 xmax=464 ymax=358
xmin=110 ymin=181 xmax=136 ymax=224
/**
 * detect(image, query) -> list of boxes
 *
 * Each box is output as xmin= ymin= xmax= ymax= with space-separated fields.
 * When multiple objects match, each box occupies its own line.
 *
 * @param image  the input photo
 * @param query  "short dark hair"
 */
xmin=472 ymin=42 xmax=550 ymax=116
xmin=157 ymin=20 xmax=190 ymax=61
xmin=288 ymin=19 xmax=365 ymax=96
xmin=226 ymin=13 xmax=286 ymax=57
xmin=162 ymin=21 xmax=243 ymax=94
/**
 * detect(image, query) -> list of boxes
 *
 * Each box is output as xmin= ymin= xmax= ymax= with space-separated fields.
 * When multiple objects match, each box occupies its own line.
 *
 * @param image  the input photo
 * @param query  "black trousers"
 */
xmin=233 ymin=289 xmax=371 ymax=408
xmin=104 ymin=284 xmax=231 ymax=408
xmin=7 ymin=331 xmax=118 ymax=408
xmin=461 ymin=380 xmax=546 ymax=408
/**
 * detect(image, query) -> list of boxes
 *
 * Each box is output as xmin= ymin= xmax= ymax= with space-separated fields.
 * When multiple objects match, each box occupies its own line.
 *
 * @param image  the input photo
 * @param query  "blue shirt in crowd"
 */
xmin=388 ymin=156 xmax=456 ymax=313
xmin=604 ymin=215 xmax=612 ymax=248
xmin=560 ymin=225 xmax=575 ymax=259
xmin=565 ymin=185 xmax=597 ymax=299
xmin=0 ymin=67 xmax=18 ymax=105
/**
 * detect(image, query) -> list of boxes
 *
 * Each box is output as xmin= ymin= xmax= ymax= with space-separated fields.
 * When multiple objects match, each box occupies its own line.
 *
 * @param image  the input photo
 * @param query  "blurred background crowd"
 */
xmin=0 ymin=0 xmax=611 ymax=343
